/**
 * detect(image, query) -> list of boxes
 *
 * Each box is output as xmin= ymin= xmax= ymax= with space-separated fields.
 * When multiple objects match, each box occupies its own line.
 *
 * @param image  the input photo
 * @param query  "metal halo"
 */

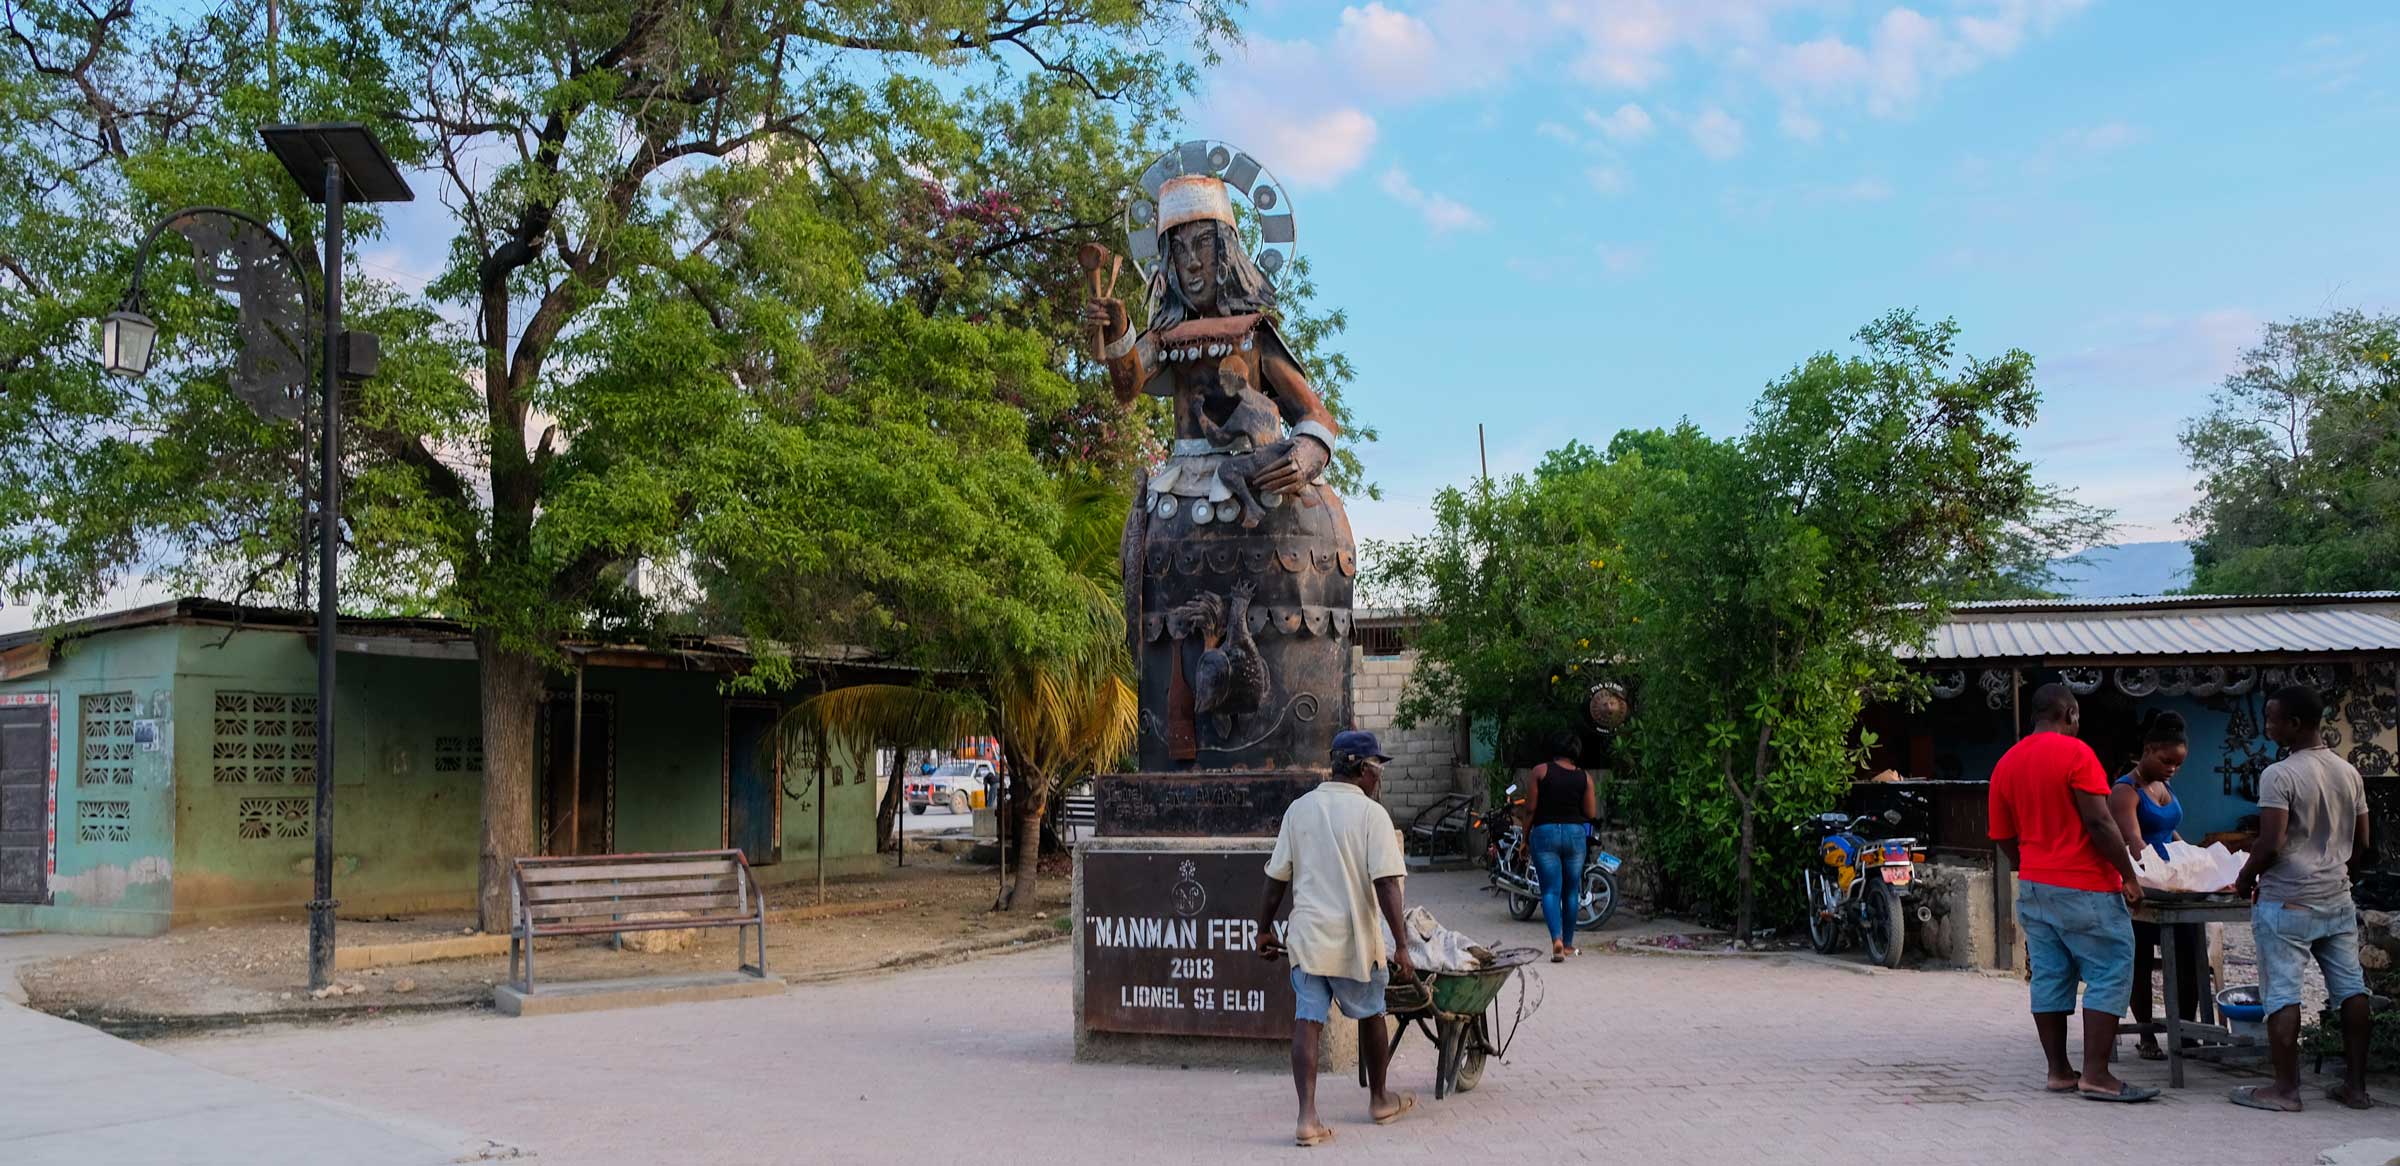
xmin=1125 ymin=139 xmax=1298 ymax=286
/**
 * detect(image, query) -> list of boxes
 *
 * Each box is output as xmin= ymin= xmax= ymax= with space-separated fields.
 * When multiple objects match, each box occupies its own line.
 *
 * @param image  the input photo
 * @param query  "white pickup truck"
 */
xmin=905 ymin=759 xmax=995 ymax=815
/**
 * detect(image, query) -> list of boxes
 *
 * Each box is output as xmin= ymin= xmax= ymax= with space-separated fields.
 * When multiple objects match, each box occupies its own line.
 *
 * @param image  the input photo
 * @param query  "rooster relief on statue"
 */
xmin=1173 ymin=580 xmax=1269 ymax=741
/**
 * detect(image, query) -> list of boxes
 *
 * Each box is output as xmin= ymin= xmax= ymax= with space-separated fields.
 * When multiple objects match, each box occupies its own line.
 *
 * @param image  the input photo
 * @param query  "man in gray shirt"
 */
xmin=2230 ymin=686 xmax=2375 ymax=1113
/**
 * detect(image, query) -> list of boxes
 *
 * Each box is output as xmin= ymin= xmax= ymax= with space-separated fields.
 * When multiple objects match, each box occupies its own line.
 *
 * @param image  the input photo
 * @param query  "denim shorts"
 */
xmin=2015 ymin=880 xmax=2134 ymax=1016
xmin=1291 ymin=965 xmax=1389 ymax=1023
xmin=2254 ymin=896 xmax=2368 ymax=1016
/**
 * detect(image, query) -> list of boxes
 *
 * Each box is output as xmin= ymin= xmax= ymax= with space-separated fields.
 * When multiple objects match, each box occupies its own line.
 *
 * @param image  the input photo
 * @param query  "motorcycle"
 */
xmin=1475 ymin=787 xmax=1622 ymax=931
xmin=1798 ymin=798 xmax=1930 ymax=969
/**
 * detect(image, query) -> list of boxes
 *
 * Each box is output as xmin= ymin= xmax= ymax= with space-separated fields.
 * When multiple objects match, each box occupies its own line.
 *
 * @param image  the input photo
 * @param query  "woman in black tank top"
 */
xmin=1515 ymin=736 xmax=1598 ymax=960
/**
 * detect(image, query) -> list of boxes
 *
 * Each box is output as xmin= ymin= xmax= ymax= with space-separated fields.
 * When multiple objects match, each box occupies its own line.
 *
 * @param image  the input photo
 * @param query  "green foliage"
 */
xmin=1375 ymin=312 xmax=2097 ymax=935
xmin=0 ymin=0 xmax=1243 ymax=637
xmin=2181 ymin=310 xmax=2400 ymax=594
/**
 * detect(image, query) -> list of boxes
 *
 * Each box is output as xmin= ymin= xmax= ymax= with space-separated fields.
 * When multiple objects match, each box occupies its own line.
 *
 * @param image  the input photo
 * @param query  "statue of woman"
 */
xmin=1082 ymin=173 xmax=1356 ymax=773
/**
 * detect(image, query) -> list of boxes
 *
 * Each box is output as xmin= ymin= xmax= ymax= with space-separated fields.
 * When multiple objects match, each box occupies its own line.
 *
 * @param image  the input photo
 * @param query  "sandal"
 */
xmin=2326 ymin=1084 xmax=2375 ymax=1111
xmin=2135 ymin=1041 xmax=2165 ymax=1062
xmin=1372 ymin=1094 xmax=1418 ymax=1125
xmin=2229 ymin=1085 xmax=2300 ymax=1113
xmin=1295 ymin=1127 xmax=1335 ymax=1148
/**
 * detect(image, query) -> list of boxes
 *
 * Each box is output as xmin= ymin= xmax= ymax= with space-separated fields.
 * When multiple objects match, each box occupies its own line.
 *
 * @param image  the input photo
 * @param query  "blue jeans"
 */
xmin=2254 ymin=896 xmax=2368 ymax=1016
xmin=1529 ymin=822 xmax=1587 ymax=948
xmin=2015 ymin=880 xmax=2134 ymax=1016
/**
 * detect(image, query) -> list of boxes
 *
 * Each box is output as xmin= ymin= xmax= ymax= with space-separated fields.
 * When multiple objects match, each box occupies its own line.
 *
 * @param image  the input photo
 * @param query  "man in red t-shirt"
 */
xmin=1988 ymin=683 xmax=2151 ymax=1102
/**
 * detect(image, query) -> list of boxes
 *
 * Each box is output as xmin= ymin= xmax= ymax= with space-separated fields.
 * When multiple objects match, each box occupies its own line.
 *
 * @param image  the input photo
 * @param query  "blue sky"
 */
xmin=1188 ymin=1 xmax=2400 ymax=548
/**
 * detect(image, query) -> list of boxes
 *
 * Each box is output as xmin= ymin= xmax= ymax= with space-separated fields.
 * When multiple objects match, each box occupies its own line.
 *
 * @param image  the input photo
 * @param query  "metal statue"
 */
xmin=1083 ymin=140 xmax=1354 ymax=772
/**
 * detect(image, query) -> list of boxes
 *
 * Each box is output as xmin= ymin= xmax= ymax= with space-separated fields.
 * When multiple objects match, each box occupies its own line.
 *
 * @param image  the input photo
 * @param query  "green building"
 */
xmin=0 ymin=600 xmax=893 ymax=936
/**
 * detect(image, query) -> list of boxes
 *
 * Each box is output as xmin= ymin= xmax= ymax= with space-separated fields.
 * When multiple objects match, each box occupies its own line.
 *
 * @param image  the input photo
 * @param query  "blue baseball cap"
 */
xmin=1331 ymin=729 xmax=1392 ymax=763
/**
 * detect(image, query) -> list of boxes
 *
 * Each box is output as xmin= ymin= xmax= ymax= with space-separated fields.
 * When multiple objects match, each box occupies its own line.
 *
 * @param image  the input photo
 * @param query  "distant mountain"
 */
xmin=2046 ymin=541 xmax=2194 ymax=599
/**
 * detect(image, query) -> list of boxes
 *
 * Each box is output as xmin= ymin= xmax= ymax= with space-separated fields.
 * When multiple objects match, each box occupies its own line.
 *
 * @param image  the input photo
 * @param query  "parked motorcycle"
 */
xmin=1798 ymin=799 xmax=1929 ymax=969
xmin=1475 ymin=787 xmax=1621 ymax=931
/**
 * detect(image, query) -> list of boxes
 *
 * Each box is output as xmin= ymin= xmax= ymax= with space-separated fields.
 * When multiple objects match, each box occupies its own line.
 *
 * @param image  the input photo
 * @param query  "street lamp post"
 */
xmin=101 ymin=123 xmax=411 ymax=990
xmin=257 ymin=123 xmax=413 ymax=990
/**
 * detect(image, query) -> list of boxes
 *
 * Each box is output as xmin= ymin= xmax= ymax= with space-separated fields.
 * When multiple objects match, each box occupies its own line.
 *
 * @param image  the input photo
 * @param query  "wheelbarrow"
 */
xmin=1366 ymin=946 xmax=1544 ymax=1099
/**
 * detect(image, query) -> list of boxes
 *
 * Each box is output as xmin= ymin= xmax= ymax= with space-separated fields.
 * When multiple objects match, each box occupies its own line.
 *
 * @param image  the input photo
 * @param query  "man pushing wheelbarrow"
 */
xmin=1256 ymin=730 xmax=1419 ymax=1147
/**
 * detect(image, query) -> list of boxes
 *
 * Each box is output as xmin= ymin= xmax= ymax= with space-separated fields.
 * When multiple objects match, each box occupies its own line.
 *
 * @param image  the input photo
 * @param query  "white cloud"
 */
xmin=1585 ymin=165 xmax=1627 ymax=194
xmin=1688 ymin=107 xmax=1746 ymax=160
xmin=1379 ymin=166 xmax=1490 ymax=232
xmin=1587 ymin=102 xmax=1656 ymax=143
xmin=2059 ymin=120 xmax=2140 ymax=153
xmin=1335 ymin=3 xmax=1443 ymax=97
xmin=1779 ymin=107 xmax=1823 ymax=142
xmin=1824 ymin=176 xmax=1893 ymax=202
xmin=1595 ymin=242 xmax=1651 ymax=275
xmin=1536 ymin=120 xmax=1581 ymax=145
xmin=1760 ymin=0 xmax=2091 ymax=120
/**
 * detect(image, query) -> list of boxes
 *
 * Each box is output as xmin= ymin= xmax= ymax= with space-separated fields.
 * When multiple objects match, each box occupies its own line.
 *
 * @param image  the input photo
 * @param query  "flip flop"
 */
xmin=1550 ymin=951 xmax=1565 ymax=963
xmin=2044 ymin=1083 xmax=2079 ymax=1094
xmin=2079 ymin=1084 xmax=2160 ymax=1103
xmin=1372 ymin=1094 xmax=1418 ymax=1126
xmin=2136 ymin=1043 xmax=2166 ymax=1062
xmin=2229 ymin=1086 xmax=2300 ymax=1112
xmin=2326 ymin=1084 xmax=2375 ymax=1111
xmin=1295 ymin=1127 xmax=1335 ymax=1148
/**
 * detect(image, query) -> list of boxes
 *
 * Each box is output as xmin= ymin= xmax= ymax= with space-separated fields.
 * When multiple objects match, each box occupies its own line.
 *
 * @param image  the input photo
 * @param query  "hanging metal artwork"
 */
xmin=2060 ymin=667 xmax=2102 ymax=696
xmin=2115 ymin=667 xmax=2160 ymax=698
xmin=2157 ymin=666 xmax=2193 ymax=698
xmin=1929 ymin=670 xmax=1968 ymax=700
xmin=2220 ymin=666 xmax=2258 ymax=696
xmin=1587 ymin=682 xmax=1631 ymax=733
xmin=169 ymin=210 xmax=309 ymax=423
xmin=1980 ymin=669 xmax=2013 ymax=710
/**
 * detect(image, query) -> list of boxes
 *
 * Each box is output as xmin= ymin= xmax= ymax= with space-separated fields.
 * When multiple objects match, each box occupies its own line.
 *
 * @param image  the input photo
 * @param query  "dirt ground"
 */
xmin=17 ymin=847 xmax=1071 ymax=1034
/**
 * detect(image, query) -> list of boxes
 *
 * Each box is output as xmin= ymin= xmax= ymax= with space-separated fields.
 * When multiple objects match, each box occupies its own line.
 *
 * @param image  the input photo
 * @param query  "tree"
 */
xmin=779 ymin=472 xmax=1135 ymax=909
xmin=1366 ymin=440 xmax=1631 ymax=771
xmin=0 ymin=0 xmax=1235 ymax=928
xmin=2181 ymin=310 xmax=2400 ymax=594
xmin=1378 ymin=312 xmax=2094 ymax=939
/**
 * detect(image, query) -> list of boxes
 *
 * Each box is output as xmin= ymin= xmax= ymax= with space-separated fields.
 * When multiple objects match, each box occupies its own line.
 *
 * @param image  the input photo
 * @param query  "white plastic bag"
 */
xmin=1380 ymin=905 xmax=1495 ymax=974
xmin=2134 ymin=840 xmax=2246 ymax=893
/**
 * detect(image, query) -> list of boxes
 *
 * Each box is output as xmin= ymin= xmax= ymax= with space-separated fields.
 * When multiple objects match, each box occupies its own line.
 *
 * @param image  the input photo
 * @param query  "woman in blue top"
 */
xmin=2109 ymin=710 xmax=2199 ymax=1059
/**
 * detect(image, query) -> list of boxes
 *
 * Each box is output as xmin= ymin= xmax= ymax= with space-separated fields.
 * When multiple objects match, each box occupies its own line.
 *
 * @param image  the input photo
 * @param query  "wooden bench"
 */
xmin=1062 ymin=792 xmax=1098 ymax=840
xmin=508 ymin=849 xmax=768 ymax=993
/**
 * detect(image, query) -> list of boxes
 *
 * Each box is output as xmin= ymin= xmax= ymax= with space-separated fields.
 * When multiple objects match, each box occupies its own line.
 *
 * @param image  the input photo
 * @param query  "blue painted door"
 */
xmin=726 ymin=704 xmax=781 ymax=866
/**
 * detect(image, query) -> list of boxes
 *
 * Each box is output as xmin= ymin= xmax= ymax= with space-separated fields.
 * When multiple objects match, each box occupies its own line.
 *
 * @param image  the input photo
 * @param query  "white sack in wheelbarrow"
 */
xmin=1380 ymin=905 xmax=1495 ymax=974
xmin=2134 ymin=840 xmax=2247 ymax=893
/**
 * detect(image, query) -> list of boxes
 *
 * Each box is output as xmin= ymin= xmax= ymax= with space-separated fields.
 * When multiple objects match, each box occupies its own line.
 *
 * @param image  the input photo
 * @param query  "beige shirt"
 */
xmin=2257 ymin=746 xmax=2366 ymax=905
xmin=1264 ymin=781 xmax=1407 ymax=982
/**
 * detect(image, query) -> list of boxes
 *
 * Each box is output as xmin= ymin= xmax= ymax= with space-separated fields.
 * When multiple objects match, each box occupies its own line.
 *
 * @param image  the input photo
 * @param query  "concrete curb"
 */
xmin=785 ymin=922 xmax=1069 ymax=985
xmin=328 ymin=898 xmax=914 ymax=972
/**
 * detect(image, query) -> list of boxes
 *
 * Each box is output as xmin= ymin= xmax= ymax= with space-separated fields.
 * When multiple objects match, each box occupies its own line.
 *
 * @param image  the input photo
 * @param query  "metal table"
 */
xmin=2127 ymin=896 xmax=2260 ymax=1087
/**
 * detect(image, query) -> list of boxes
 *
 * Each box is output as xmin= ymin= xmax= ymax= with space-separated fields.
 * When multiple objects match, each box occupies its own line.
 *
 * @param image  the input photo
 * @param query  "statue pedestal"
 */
xmin=1072 ymin=836 xmax=1356 ymax=1073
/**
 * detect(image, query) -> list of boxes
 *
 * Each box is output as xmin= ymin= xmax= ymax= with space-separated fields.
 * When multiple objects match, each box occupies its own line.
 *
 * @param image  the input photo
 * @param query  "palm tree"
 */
xmin=785 ymin=473 xmax=1135 ymax=910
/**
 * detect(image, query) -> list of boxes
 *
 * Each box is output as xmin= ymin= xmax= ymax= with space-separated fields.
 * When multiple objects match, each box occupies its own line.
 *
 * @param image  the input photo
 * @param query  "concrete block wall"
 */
xmin=1350 ymin=648 xmax=1470 ymax=827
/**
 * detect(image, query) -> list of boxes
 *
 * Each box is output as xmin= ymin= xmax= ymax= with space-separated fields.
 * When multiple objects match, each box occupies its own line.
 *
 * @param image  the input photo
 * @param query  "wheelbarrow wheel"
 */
xmin=1452 ymin=1013 xmax=1490 ymax=1094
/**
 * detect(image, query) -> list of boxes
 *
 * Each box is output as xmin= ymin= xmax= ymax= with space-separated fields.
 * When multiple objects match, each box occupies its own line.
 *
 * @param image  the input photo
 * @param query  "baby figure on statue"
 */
xmin=1191 ymin=368 xmax=1286 ymax=529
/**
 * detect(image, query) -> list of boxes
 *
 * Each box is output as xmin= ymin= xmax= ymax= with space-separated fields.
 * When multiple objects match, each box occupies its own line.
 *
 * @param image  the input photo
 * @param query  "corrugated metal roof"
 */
xmin=1913 ymin=602 xmax=2400 ymax=662
xmin=1943 ymin=591 xmax=2400 ymax=615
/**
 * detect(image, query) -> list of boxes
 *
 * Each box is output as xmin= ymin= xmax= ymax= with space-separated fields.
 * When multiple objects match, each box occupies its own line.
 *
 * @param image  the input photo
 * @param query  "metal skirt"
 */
xmin=1133 ymin=483 xmax=1356 ymax=773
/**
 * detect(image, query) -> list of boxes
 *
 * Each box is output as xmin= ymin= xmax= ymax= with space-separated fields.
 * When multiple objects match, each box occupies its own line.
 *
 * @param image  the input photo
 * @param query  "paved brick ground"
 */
xmin=163 ymin=871 xmax=2391 ymax=1166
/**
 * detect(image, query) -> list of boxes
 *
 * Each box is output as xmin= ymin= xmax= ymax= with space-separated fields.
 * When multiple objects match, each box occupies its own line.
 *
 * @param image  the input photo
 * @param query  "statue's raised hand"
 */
xmin=1082 ymin=296 xmax=1128 ymax=339
xmin=1252 ymin=435 xmax=1330 ymax=497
